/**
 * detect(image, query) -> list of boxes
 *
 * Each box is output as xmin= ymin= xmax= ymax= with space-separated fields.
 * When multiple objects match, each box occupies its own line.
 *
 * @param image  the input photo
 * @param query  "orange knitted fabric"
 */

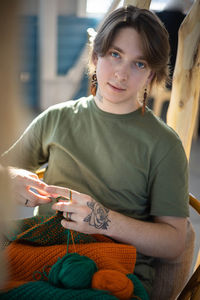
xmin=3 ymin=240 xmax=136 ymax=291
xmin=92 ymin=269 xmax=134 ymax=299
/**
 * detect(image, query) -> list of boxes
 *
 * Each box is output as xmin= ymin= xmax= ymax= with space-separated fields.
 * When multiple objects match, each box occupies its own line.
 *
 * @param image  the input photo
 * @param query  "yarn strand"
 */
xmin=70 ymin=229 xmax=76 ymax=253
xmin=66 ymin=228 xmax=70 ymax=254
xmin=66 ymin=190 xmax=76 ymax=254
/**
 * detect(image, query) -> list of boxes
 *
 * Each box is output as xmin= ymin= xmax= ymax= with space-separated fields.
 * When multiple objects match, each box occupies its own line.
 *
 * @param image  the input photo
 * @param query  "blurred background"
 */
xmin=1 ymin=0 xmax=199 ymax=269
xmin=18 ymin=0 xmax=194 ymax=113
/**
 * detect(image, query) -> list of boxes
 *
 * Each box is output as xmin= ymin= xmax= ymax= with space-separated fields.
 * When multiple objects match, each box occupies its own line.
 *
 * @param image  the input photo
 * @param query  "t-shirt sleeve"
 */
xmin=149 ymin=141 xmax=189 ymax=217
xmin=1 ymin=110 xmax=49 ymax=171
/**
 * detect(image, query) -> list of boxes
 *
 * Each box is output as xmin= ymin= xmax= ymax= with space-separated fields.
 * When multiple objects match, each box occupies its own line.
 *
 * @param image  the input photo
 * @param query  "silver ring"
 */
xmin=68 ymin=189 xmax=72 ymax=201
xmin=66 ymin=212 xmax=72 ymax=221
xmin=25 ymin=199 xmax=29 ymax=206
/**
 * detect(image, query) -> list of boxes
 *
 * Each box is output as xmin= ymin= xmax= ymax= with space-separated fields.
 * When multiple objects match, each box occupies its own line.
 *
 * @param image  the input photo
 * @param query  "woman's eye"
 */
xmin=111 ymin=51 xmax=120 ymax=58
xmin=135 ymin=61 xmax=145 ymax=69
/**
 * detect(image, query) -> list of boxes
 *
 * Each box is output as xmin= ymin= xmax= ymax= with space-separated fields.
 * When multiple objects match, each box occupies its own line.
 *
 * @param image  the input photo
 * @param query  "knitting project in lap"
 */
xmin=0 ymin=213 xmax=149 ymax=300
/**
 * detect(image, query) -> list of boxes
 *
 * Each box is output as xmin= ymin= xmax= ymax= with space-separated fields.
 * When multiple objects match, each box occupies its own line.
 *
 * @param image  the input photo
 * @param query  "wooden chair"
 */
xmin=150 ymin=193 xmax=200 ymax=300
xmin=177 ymin=195 xmax=200 ymax=300
xmin=178 ymin=265 xmax=200 ymax=300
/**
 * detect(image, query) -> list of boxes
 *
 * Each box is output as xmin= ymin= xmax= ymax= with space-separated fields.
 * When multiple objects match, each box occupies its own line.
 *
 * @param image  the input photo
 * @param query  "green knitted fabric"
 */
xmin=6 ymin=214 xmax=101 ymax=245
xmin=4 ymin=216 xmax=46 ymax=241
xmin=0 ymin=274 xmax=149 ymax=300
xmin=0 ymin=281 xmax=118 ymax=299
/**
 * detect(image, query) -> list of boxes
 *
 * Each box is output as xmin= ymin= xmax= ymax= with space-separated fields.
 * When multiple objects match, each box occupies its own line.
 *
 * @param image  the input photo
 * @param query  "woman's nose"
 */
xmin=114 ymin=64 xmax=128 ymax=81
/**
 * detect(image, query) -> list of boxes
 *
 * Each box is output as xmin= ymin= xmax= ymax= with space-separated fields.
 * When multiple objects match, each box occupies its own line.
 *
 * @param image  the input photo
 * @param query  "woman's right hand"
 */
xmin=8 ymin=167 xmax=52 ymax=207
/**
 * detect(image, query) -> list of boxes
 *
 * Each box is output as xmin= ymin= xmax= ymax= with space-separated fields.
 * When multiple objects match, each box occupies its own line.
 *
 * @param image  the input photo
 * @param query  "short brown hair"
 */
xmin=89 ymin=5 xmax=170 ymax=88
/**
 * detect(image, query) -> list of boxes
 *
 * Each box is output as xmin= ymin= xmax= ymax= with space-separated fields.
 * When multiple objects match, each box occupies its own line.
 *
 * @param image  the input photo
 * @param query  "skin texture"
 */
xmin=8 ymin=27 xmax=187 ymax=260
xmin=47 ymin=185 xmax=187 ymax=260
xmin=8 ymin=167 xmax=51 ymax=207
xmin=94 ymin=27 xmax=153 ymax=114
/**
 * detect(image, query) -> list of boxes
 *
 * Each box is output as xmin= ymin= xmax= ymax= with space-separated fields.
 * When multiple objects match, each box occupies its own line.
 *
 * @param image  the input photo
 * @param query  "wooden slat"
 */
xmin=167 ymin=0 xmax=200 ymax=159
xmin=189 ymin=193 xmax=200 ymax=214
xmin=177 ymin=265 xmax=200 ymax=300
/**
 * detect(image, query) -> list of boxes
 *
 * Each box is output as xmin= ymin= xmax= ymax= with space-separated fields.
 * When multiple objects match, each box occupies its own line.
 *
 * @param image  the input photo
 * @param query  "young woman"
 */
xmin=2 ymin=6 xmax=189 ymax=296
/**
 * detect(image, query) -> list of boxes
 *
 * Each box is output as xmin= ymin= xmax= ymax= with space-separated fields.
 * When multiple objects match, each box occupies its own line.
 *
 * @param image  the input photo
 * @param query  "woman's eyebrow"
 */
xmin=110 ymin=45 xmax=146 ymax=61
xmin=110 ymin=45 xmax=124 ymax=53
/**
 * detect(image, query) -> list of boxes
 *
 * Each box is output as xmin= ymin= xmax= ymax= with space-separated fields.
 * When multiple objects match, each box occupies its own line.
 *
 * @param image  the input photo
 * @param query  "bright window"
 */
xmin=86 ymin=0 xmax=166 ymax=16
xmin=86 ymin=0 xmax=123 ymax=16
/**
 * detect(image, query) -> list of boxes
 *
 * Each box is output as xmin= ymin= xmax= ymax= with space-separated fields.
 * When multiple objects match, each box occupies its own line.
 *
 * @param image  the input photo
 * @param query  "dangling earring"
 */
xmin=142 ymin=87 xmax=147 ymax=115
xmin=91 ymin=71 xmax=97 ymax=96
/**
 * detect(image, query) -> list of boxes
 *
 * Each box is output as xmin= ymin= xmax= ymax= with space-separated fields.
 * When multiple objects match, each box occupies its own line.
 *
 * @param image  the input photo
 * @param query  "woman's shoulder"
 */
xmin=38 ymin=96 xmax=93 ymax=120
xmin=142 ymin=108 xmax=186 ymax=161
xmin=141 ymin=109 xmax=187 ymax=176
xmin=145 ymin=107 xmax=181 ymax=144
xmin=46 ymin=96 xmax=91 ymax=112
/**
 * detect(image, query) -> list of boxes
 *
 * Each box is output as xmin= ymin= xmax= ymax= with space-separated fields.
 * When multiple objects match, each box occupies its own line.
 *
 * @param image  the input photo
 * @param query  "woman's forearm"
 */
xmin=108 ymin=210 xmax=187 ymax=260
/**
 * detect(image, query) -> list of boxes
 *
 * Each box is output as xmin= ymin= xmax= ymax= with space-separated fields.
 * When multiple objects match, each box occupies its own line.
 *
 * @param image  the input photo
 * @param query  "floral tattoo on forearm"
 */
xmin=83 ymin=201 xmax=111 ymax=230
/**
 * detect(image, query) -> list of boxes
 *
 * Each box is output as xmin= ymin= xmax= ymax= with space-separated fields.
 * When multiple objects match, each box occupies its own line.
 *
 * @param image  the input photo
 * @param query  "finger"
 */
xmin=28 ymin=189 xmax=52 ymax=205
xmin=52 ymin=201 xmax=74 ymax=212
xmin=45 ymin=185 xmax=79 ymax=200
xmin=35 ymin=188 xmax=50 ymax=196
xmin=37 ymin=197 xmax=52 ymax=205
xmin=26 ymin=177 xmax=48 ymax=190
xmin=63 ymin=211 xmax=74 ymax=221
xmin=22 ymin=196 xmax=36 ymax=208
xmin=24 ymin=199 xmax=35 ymax=208
xmin=28 ymin=186 xmax=51 ymax=198
xmin=65 ymin=212 xmax=80 ymax=223
xmin=61 ymin=219 xmax=77 ymax=230
xmin=29 ymin=173 xmax=40 ymax=180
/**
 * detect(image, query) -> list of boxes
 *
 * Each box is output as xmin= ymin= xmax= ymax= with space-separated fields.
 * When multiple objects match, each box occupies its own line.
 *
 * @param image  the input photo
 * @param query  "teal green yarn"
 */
xmin=0 ymin=281 xmax=118 ymax=300
xmin=127 ymin=273 xmax=149 ymax=300
xmin=48 ymin=253 xmax=98 ymax=289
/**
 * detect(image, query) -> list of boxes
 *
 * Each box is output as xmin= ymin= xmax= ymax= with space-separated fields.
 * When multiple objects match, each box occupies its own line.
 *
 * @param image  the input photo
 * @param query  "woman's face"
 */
xmin=94 ymin=27 xmax=153 ymax=114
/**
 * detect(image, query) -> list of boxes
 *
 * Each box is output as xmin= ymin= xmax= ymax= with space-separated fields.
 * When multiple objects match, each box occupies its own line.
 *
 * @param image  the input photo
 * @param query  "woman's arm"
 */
xmin=1 ymin=108 xmax=54 ymax=207
xmin=105 ymin=210 xmax=187 ymax=260
xmin=47 ymin=185 xmax=187 ymax=260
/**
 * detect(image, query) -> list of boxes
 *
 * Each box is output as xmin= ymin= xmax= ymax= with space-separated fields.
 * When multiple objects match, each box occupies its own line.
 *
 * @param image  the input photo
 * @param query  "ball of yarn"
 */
xmin=92 ymin=269 xmax=134 ymax=299
xmin=49 ymin=253 xmax=98 ymax=289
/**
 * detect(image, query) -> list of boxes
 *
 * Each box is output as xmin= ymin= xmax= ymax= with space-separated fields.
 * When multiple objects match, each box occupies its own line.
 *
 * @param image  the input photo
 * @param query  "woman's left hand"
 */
xmin=45 ymin=185 xmax=111 ymax=235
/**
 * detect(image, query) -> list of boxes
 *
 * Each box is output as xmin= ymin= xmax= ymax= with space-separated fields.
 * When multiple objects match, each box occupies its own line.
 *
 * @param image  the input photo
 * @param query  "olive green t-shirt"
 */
xmin=2 ymin=96 xmax=189 ymax=295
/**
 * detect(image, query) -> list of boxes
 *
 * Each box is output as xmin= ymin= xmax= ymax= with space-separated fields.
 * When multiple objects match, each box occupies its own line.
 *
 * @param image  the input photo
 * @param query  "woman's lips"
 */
xmin=108 ymin=82 xmax=126 ymax=92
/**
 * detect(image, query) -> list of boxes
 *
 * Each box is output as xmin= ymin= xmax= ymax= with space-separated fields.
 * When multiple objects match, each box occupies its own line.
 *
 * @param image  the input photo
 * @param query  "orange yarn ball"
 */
xmin=91 ymin=269 xmax=134 ymax=300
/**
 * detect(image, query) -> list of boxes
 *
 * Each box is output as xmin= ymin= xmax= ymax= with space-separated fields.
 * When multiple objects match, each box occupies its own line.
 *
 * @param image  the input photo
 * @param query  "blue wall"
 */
xmin=20 ymin=16 xmax=39 ymax=109
xmin=20 ymin=15 xmax=99 ymax=109
xmin=57 ymin=16 xmax=99 ymax=99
